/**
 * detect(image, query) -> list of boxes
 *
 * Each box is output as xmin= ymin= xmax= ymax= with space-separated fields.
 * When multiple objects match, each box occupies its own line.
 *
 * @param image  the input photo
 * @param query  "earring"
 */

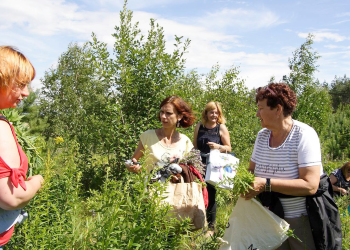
xmin=176 ymin=120 xmax=180 ymax=128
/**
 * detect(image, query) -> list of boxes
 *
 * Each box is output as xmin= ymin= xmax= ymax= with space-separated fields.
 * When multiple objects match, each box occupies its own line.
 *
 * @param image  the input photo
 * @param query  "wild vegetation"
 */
xmin=3 ymin=2 xmax=350 ymax=249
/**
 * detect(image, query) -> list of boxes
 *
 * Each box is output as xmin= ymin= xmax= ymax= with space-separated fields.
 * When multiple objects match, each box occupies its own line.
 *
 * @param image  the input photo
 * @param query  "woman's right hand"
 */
xmin=126 ymin=158 xmax=142 ymax=174
xmin=27 ymin=175 xmax=44 ymax=190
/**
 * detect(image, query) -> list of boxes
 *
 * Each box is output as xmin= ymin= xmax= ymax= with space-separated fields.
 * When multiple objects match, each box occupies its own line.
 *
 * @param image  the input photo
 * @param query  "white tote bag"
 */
xmin=219 ymin=197 xmax=289 ymax=250
xmin=205 ymin=149 xmax=239 ymax=190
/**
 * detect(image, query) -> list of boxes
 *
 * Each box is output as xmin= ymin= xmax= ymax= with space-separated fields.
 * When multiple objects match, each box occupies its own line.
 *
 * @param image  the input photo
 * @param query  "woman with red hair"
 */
xmin=127 ymin=95 xmax=196 ymax=173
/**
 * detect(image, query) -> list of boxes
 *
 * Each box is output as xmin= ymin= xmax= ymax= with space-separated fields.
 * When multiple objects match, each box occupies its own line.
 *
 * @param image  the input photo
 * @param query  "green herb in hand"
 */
xmin=231 ymin=164 xmax=255 ymax=195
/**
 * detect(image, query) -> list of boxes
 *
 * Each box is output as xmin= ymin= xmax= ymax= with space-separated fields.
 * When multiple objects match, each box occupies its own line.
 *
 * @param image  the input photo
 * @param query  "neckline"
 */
xmin=268 ymin=120 xmax=294 ymax=149
xmin=155 ymin=129 xmax=180 ymax=149
xmin=203 ymin=123 xmax=218 ymax=130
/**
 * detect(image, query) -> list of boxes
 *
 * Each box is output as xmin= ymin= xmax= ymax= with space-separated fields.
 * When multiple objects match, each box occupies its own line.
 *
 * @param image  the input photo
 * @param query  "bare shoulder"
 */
xmin=0 ymin=120 xmax=20 ymax=168
xmin=194 ymin=122 xmax=201 ymax=132
xmin=219 ymin=123 xmax=229 ymax=132
xmin=0 ymin=120 xmax=13 ymax=142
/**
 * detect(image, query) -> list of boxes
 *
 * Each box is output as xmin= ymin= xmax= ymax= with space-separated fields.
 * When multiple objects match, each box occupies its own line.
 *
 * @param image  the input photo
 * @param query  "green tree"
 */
xmin=38 ymin=2 xmax=192 ymax=183
xmin=286 ymin=34 xmax=332 ymax=134
xmin=16 ymin=90 xmax=48 ymax=135
xmin=40 ymin=41 xmax=112 ymax=152
xmin=112 ymin=4 xmax=190 ymax=129
xmin=201 ymin=65 xmax=259 ymax=159
xmin=329 ymin=75 xmax=350 ymax=110
xmin=321 ymin=104 xmax=350 ymax=160
xmin=170 ymin=64 xmax=259 ymax=159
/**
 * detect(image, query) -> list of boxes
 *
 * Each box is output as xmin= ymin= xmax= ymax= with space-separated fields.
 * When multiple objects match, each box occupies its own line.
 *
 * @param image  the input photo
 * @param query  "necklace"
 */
xmin=160 ymin=128 xmax=176 ymax=149
xmin=270 ymin=122 xmax=293 ymax=147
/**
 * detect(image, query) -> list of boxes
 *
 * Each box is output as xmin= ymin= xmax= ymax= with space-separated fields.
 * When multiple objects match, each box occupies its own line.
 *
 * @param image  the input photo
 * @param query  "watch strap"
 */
xmin=265 ymin=178 xmax=271 ymax=192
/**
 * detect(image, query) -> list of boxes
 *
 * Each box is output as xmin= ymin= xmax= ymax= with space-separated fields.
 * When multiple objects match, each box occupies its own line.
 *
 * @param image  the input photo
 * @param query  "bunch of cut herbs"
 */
xmin=230 ymin=163 xmax=255 ymax=195
xmin=178 ymin=148 xmax=206 ymax=175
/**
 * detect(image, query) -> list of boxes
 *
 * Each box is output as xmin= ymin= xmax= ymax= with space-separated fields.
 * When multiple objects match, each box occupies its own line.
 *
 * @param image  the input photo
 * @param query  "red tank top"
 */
xmin=0 ymin=117 xmax=28 ymax=245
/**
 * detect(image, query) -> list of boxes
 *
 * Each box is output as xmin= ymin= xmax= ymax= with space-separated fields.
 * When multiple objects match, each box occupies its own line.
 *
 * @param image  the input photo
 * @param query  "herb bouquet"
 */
xmin=178 ymin=148 xmax=206 ymax=176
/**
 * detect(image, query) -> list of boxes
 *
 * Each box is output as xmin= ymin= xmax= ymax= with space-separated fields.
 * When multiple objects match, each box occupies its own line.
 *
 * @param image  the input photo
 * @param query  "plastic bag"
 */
xmin=219 ymin=197 xmax=289 ymax=250
xmin=205 ymin=149 xmax=239 ymax=189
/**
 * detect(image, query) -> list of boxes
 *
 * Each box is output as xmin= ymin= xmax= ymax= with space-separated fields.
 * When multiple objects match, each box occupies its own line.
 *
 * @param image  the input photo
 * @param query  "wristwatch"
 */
xmin=265 ymin=178 xmax=271 ymax=192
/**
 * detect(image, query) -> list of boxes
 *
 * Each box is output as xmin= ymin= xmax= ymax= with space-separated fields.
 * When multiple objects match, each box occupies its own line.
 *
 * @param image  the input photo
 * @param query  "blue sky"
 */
xmin=1 ymin=0 xmax=349 ymax=89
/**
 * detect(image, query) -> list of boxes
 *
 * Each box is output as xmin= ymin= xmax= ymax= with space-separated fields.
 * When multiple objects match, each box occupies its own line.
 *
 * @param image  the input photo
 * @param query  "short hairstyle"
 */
xmin=158 ymin=95 xmax=196 ymax=128
xmin=0 ymin=46 xmax=35 ymax=90
xmin=255 ymin=83 xmax=297 ymax=117
xmin=201 ymin=101 xmax=226 ymax=125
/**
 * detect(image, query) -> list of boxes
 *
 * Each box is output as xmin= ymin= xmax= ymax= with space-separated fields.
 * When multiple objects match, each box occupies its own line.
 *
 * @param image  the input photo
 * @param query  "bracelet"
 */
xmin=265 ymin=178 xmax=271 ymax=192
xmin=219 ymin=145 xmax=222 ymax=150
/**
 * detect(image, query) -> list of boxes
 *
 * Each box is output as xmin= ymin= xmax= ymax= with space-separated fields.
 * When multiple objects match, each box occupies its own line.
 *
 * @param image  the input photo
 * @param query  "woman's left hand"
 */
xmin=241 ymin=177 xmax=266 ymax=200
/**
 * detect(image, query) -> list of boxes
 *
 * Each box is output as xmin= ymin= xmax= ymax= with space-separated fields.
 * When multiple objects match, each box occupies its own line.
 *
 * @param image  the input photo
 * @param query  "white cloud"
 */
xmin=241 ymin=65 xmax=290 ymax=89
xmin=3 ymin=0 xmax=346 ymax=91
xmin=95 ymin=0 xmax=186 ymax=10
xmin=324 ymin=44 xmax=350 ymax=49
xmin=196 ymin=8 xmax=284 ymax=31
xmin=337 ymin=12 xmax=350 ymax=17
xmin=298 ymin=32 xmax=347 ymax=42
xmin=334 ymin=19 xmax=350 ymax=25
xmin=140 ymin=12 xmax=288 ymax=89
xmin=0 ymin=0 xmax=120 ymax=40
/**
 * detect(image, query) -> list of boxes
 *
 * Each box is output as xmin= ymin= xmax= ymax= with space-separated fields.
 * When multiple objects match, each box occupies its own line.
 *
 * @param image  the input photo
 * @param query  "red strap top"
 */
xmin=0 ymin=117 xmax=28 ymax=190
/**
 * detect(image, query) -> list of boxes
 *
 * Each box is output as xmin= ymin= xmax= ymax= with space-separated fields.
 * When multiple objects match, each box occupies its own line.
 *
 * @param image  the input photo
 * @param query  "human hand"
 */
xmin=27 ymin=175 xmax=44 ymax=189
xmin=126 ymin=158 xmax=142 ymax=174
xmin=207 ymin=142 xmax=219 ymax=150
xmin=339 ymin=188 xmax=348 ymax=195
xmin=241 ymin=177 xmax=266 ymax=200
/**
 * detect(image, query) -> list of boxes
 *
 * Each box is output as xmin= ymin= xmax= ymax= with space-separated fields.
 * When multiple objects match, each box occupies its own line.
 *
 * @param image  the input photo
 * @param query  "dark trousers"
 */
xmin=206 ymin=182 xmax=216 ymax=229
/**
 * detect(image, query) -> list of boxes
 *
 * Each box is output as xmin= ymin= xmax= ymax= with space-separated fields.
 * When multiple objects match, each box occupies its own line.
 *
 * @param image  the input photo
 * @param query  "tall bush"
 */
xmin=286 ymin=34 xmax=332 ymax=134
xmin=321 ymin=104 xmax=350 ymax=160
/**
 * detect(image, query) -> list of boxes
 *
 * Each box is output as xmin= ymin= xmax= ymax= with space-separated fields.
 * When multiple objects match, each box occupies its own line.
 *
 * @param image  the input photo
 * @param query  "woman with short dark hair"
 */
xmin=242 ymin=83 xmax=341 ymax=249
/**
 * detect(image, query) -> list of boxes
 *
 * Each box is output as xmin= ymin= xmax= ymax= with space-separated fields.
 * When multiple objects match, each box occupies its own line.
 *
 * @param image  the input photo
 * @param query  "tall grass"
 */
xmin=7 ymin=140 xmax=195 ymax=249
xmin=6 ymin=139 xmax=350 ymax=249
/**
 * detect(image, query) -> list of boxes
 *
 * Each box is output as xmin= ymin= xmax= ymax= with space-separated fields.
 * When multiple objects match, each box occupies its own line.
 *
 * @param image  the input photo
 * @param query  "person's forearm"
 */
xmin=332 ymin=184 xmax=340 ymax=192
xmin=219 ymin=145 xmax=231 ymax=152
xmin=0 ymin=177 xmax=42 ymax=210
xmin=270 ymin=178 xmax=318 ymax=196
xmin=14 ymin=178 xmax=42 ymax=208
